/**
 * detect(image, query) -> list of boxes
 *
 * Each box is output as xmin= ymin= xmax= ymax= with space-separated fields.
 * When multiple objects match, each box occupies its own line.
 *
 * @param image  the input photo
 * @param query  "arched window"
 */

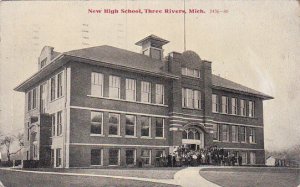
xmin=182 ymin=128 xmax=202 ymax=140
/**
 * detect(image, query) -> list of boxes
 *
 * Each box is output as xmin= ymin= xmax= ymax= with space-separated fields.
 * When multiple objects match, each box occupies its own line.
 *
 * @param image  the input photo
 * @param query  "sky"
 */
xmin=0 ymin=0 xmax=299 ymax=151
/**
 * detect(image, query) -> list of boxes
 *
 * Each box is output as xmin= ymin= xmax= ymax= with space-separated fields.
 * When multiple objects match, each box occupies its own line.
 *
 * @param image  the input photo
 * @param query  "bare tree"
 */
xmin=0 ymin=132 xmax=24 ymax=161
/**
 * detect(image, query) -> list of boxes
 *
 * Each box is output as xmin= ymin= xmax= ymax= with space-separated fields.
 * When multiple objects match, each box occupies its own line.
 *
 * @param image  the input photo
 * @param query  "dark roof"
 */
xmin=212 ymin=75 xmax=273 ymax=99
xmin=135 ymin=34 xmax=169 ymax=46
xmin=64 ymin=45 xmax=173 ymax=77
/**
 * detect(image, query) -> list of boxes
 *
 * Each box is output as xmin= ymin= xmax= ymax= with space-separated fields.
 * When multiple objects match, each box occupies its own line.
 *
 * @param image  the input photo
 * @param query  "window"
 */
xmin=151 ymin=48 xmax=162 ymax=60
xmin=109 ymin=149 xmax=120 ymax=165
xmin=221 ymin=96 xmax=229 ymax=114
xmin=91 ymin=149 xmax=102 ymax=165
xmin=27 ymin=122 xmax=30 ymax=141
xmin=91 ymin=72 xmax=103 ymax=97
xmin=212 ymin=94 xmax=220 ymax=113
xmin=109 ymin=75 xmax=120 ymax=99
xmin=231 ymin=98 xmax=238 ymax=115
xmin=141 ymin=81 xmax=151 ymax=103
xmin=126 ymin=79 xmax=136 ymax=101
xmin=27 ymin=91 xmax=32 ymax=111
xmin=108 ymin=113 xmax=120 ymax=135
xmin=232 ymin=125 xmax=239 ymax=142
xmin=125 ymin=149 xmax=135 ymax=165
xmin=194 ymin=90 xmax=201 ymax=109
xmin=181 ymin=67 xmax=187 ymax=76
xmin=91 ymin=111 xmax=103 ymax=135
xmin=249 ymin=128 xmax=256 ymax=143
xmin=27 ymin=88 xmax=37 ymax=111
xmin=141 ymin=116 xmax=151 ymax=137
xmin=240 ymin=126 xmax=246 ymax=142
xmin=250 ymin=152 xmax=256 ymax=164
xmin=181 ymin=67 xmax=200 ymax=78
xmin=141 ymin=149 xmax=151 ymax=165
xmin=40 ymin=58 xmax=47 ymax=68
xmin=57 ymin=73 xmax=63 ymax=98
xmin=51 ymin=114 xmax=56 ymax=137
xmin=240 ymin=99 xmax=246 ymax=116
xmin=182 ymin=129 xmax=201 ymax=140
xmin=125 ymin=115 xmax=136 ymax=136
xmin=155 ymin=150 xmax=165 ymax=166
xmin=212 ymin=123 xmax=220 ymax=141
xmin=182 ymin=88 xmax=201 ymax=109
xmin=155 ymin=84 xmax=164 ymax=104
xmin=57 ymin=111 xmax=62 ymax=136
xmin=32 ymin=88 xmax=37 ymax=109
xmin=56 ymin=148 xmax=61 ymax=167
xmin=51 ymin=149 xmax=54 ymax=167
xmin=241 ymin=152 xmax=247 ymax=164
xmin=50 ymin=77 xmax=56 ymax=101
xmin=155 ymin=118 xmax=164 ymax=138
xmin=249 ymin=101 xmax=255 ymax=117
xmin=40 ymin=83 xmax=47 ymax=113
xmin=221 ymin=124 xmax=229 ymax=142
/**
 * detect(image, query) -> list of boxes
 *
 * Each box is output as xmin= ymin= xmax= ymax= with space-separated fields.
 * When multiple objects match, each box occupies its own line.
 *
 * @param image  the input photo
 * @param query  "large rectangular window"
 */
xmin=212 ymin=94 xmax=220 ymax=113
xmin=155 ymin=118 xmax=164 ymax=138
xmin=27 ymin=91 xmax=32 ymax=111
xmin=51 ymin=114 xmax=56 ymax=137
xmin=240 ymin=99 xmax=246 ymax=116
xmin=141 ymin=116 xmax=151 ymax=137
xmin=57 ymin=111 xmax=62 ymax=136
xmin=240 ymin=126 xmax=246 ymax=142
xmin=232 ymin=125 xmax=239 ymax=142
xmin=181 ymin=67 xmax=200 ymax=78
xmin=221 ymin=124 xmax=229 ymax=142
xmin=249 ymin=128 xmax=256 ymax=143
xmin=56 ymin=148 xmax=61 ymax=167
xmin=91 ymin=111 xmax=103 ymax=135
xmin=155 ymin=84 xmax=164 ymax=104
xmin=108 ymin=113 xmax=120 ymax=135
xmin=50 ymin=77 xmax=56 ymax=101
xmin=40 ymin=83 xmax=47 ymax=113
xmin=182 ymin=88 xmax=201 ymax=109
xmin=231 ymin=98 xmax=238 ymax=115
xmin=212 ymin=123 xmax=220 ymax=141
xmin=32 ymin=88 xmax=37 ymax=109
xmin=125 ymin=115 xmax=136 ymax=136
xmin=141 ymin=149 xmax=151 ymax=165
xmin=141 ymin=81 xmax=151 ymax=103
xmin=126 ymin=79 xmax=136 ymax=101
xmin=249 ymin=101 xmax=255 ymax=117
xmin=221 ymin=96 xmax=229 ymax=114
xmin=91 ymin=149 xmax=102 ymax=165
xmin=91 ymin=72 xmax=103 ymax=97
xmin=109 ymin=75 xmax=120 ymax=99
xmin=109 ymin=149 xmax=120 ymax=166
xmin=241 ymin=152 xmax=247 ymax=164
xmin=125 ymin=149 xmax=135 ymax=165
xmin=57 ymin=72 xmax=63 ymax=98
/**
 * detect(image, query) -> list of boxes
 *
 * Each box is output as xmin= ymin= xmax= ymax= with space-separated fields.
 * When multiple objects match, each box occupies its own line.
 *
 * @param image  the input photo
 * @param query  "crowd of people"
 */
xmin=156 ymin=145 xmax=243 ymax=167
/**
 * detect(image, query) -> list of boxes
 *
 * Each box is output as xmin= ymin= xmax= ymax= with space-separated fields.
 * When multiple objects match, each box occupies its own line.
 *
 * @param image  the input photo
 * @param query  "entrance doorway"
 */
xmin=182 ymin=128 xmax=204 ymax=150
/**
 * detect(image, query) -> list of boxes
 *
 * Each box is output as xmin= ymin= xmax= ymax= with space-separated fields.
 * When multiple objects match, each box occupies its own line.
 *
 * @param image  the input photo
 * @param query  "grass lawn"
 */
xmin=22 ymin=167 xmax=183 ymax=179
xmin=199 ymin=167 xmax=300 ymax=187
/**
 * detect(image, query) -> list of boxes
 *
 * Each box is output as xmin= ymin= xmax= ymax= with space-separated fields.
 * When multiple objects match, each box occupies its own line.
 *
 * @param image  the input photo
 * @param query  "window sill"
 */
xmin=125 ymin=136 xmax=137 ymax=138
xmin=212 ymin=112 xmax=257 ymax=119
xmin=182 ymin=75 xmax=201 ymax=79
xmin=91 ymin=165 xmax=103 ymax=166
xmin=155 ymin=137 xmax=166 ymax=140
xmin=250 ymin=142 xmax=257 ymax=144
xmin=182 ymin=107 xmax=202 ymax=111
xmin=50 ymin=96 xmax=64 ymax=103
xmin=108 ymin=135 xmax=122 ymax=138
xmin=231 ymin=141 xmax=240 ymax=144
xmin=213 ymin=140 xmax=221 ymax=142
xmin=141 ymin=136 xmax=152 ymax=139
xmin=87 ymin=95 xmax=168 ymax=107
xmin=90 ymin=134 xmax=104 ymax=137
xmin=241 ymin=141 xmax=247 ymax=144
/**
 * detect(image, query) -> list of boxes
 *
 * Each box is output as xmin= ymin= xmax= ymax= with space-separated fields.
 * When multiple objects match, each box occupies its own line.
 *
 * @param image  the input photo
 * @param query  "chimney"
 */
xmin=135 ymin=34 xmax=169 ymax=60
